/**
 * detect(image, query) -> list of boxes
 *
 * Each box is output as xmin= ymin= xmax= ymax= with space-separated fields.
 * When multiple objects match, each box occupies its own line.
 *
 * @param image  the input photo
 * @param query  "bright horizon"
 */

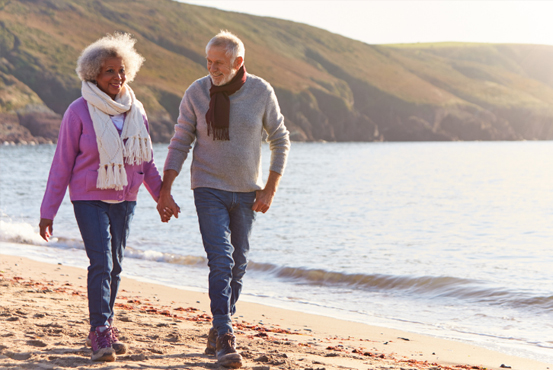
xmin=178 ymin=1 xmax=553 ymax=47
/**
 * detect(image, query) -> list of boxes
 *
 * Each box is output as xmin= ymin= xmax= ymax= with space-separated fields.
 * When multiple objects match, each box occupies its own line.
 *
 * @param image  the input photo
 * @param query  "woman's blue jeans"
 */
xmin=193 ymin=188 xmax=256 ymax=336
xmin=73 ymin=200 xmax=136 ymax=330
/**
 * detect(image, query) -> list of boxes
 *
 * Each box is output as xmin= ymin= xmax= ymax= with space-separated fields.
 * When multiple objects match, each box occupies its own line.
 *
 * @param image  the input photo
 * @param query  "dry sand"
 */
xmin=0 ymin=254 xmax=550 ymax=370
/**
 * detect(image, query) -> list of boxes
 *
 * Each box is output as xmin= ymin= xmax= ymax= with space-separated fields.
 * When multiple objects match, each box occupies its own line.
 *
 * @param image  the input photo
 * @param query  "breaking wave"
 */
xmin=2 ymin=219 xmax=551 ymax=312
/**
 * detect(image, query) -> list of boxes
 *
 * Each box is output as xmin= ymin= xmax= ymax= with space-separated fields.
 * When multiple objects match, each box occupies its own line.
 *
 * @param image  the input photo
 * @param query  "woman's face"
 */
xmin=95 ymin=56 xmax=126 ymax=100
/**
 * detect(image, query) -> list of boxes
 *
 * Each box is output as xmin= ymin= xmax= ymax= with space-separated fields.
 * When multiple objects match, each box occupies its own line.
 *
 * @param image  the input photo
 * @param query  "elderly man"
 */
xmin=157 ymin=31 xmax=290 ymax=368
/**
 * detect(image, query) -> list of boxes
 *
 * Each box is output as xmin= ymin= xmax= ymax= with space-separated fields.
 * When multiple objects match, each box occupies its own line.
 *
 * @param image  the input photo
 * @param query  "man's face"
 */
xmin=206 ymin=46 xmax=240 ymax=86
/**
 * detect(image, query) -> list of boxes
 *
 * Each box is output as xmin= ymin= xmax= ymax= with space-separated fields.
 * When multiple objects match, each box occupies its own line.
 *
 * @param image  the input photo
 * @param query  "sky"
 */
xmin=179 ymin=1 xmax=553 ymax=46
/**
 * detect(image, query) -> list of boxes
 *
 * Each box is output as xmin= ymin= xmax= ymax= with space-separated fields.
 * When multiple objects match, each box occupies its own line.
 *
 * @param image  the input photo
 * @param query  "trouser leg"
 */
xmin=73 ymin=201 xmax=113 ymax=330
xmin=195 ymin=188 xmax=258 ymax=336
xmin=73 ymin=200 xmax=136 ymax=330
xmin=228 ymin=191 xmax=256 ymax=316
xmin=107 ymin=201 xmax=136 ymax=321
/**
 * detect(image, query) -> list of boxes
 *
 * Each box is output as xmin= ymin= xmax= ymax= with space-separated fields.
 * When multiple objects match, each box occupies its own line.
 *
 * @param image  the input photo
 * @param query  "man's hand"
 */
xmin=157 ymin=194 xmax=180 ymax=222
xmin=252 ymin=188 xmax=275 ymax=213
xmin=157 ymin=169 xmax=180 ymax=223
xmin=39 ymin=218 xmax=53 ymax=242
xmin=252 ymin=170 xmax=282 ymax=214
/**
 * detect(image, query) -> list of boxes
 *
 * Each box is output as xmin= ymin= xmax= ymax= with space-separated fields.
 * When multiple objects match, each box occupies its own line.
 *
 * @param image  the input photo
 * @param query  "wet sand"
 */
xmin=0 ymin=254 xmax=549 ymax=370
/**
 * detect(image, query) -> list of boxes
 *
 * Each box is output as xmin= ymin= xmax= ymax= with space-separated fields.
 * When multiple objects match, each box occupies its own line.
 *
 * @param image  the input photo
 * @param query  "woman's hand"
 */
xmin=156 ymin=194 xmax=180 ymax=223
xmin=156 ymin=171 xmax=180 ymax=223
xmin=39 ymin=218 xmax=53 ymax=242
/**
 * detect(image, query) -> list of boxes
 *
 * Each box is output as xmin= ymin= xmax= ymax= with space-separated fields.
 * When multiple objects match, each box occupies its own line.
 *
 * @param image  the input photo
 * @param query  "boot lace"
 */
xmin=95 ymin=329 xmax=112 ymax=349
xmin=109 ymin=326 xmax=120 ymax=342
xmin=219 ymin=333 xmax=236 ymax=354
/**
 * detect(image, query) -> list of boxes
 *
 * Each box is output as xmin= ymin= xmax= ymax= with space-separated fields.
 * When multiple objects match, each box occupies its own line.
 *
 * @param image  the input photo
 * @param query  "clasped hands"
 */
xmin=156 ymin=193 xmax=181 ymax=223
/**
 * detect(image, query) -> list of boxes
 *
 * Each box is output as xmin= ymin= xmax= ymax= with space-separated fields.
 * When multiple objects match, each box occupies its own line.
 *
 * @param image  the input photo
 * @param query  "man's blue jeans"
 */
xmin=73 ymin=200 xmax=136 ymax=330
xmin=193 ymin=188 xmax=256 ymax=336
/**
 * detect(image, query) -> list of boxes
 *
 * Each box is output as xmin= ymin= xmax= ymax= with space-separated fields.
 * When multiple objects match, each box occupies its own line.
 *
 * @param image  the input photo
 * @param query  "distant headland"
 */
xmin=2 ymin=0 xmax=553 ymax=144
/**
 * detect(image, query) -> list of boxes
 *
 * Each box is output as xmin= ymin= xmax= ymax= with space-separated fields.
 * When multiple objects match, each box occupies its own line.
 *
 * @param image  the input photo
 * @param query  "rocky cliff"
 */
xmin=1 ymin=0 xmax=553 ymax=144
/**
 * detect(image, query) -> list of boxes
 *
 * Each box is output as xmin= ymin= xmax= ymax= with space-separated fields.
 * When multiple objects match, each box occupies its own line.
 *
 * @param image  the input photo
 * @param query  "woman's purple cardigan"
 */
xmin=40 ymin=97 xmax=162 ymax=220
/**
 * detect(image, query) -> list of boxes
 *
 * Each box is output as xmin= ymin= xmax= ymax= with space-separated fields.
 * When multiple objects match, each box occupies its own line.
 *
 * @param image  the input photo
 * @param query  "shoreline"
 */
xmin=1 ymin=254 xmax=550 ymax=370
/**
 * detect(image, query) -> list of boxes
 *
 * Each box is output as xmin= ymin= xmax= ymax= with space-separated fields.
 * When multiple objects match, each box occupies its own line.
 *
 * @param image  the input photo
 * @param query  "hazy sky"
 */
xmin=179 ymin=1 xmax=552 ymax=46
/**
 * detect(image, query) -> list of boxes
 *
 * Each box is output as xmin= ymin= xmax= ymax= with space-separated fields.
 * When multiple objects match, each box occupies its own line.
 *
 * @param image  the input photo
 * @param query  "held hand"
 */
xmin=39 ymin=218 xmax=53 ymax=242
xmin=157 ymin=170 xmax=180 ymax=223
xmin=252 ymin=188 xmax=275 ymax=214
xmin=156 ymin=194 xmax=180 ymax=223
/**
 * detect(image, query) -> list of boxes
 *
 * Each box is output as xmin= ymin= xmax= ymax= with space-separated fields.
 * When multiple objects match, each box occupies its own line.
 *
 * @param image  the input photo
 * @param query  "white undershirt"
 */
xmin=110 ymin=113 xmax=125 ymax=131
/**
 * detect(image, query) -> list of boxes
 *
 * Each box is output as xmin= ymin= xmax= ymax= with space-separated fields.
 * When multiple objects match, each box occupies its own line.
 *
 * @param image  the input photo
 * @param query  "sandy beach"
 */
xmin=0 ymin=254 xmax=549 ymax=370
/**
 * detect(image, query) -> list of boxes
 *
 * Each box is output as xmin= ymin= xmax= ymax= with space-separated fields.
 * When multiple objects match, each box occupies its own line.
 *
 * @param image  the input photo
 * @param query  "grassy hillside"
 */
xmin=1 ymin=0 xmax=553 ymax=142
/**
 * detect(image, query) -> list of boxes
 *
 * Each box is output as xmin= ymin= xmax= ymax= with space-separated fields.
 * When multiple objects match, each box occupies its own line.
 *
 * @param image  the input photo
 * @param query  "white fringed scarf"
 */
xmin=82 ymin=81 xmax=152 ymax=190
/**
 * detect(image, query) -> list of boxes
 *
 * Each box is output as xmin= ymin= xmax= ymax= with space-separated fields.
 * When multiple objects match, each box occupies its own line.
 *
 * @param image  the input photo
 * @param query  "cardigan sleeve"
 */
xmin=40 ymin=107 xmax=82 ymax=220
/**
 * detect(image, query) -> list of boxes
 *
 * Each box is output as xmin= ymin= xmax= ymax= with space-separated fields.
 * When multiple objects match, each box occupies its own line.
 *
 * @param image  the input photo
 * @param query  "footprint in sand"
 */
xmin=6 ymin=352 xmax=32 ymax=361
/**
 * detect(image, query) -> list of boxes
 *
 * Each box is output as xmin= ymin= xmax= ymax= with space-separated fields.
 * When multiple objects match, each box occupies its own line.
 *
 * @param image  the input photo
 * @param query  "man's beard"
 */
xmin=212 ymin=68 xmax=238 ymax=86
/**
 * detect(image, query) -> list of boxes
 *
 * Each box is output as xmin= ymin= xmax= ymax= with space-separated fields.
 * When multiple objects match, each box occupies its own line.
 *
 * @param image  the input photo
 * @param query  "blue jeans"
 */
xmin=193 ymin=188 xmax=256 ymax=336
xmin=73 ymin=200 xmax=136 ymax=330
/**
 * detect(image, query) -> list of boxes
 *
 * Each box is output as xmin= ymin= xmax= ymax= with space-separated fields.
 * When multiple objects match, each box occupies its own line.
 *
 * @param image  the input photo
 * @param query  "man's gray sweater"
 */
xmin=164 ymin=73 xmax=291 ymax=192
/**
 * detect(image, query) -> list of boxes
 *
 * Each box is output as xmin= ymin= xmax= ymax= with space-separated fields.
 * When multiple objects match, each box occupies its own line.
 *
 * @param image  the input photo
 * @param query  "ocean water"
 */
xmin=1 ymin=141 xmax=552 ymax=364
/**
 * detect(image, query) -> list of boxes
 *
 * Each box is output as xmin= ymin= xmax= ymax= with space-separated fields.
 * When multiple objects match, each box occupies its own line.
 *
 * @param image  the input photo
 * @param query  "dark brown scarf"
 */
xmin=205 ymin=65 xmax=247 ymax=141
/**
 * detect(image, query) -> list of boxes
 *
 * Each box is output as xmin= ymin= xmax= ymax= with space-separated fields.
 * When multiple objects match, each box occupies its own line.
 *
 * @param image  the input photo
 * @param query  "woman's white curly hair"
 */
xmin=76 ymin=32 xmax=144 ymax=83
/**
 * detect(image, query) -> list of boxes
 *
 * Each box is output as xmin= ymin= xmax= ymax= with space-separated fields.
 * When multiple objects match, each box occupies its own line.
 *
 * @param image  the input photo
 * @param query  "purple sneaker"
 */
xmin=109 ymin=325 xmax=128 ymax=354
xmin=88 ymin=326 xmax=116 ymax=362
xmin=85 ymin=320 xmax=127 ymax=354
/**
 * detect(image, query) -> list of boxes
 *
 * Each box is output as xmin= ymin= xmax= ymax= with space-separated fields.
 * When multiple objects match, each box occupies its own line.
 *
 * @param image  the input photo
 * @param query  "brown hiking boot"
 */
xmin=205 ymin=327 xmax=217 ymax=355
xmin=216 ymin=332 xmax=243 ymax=368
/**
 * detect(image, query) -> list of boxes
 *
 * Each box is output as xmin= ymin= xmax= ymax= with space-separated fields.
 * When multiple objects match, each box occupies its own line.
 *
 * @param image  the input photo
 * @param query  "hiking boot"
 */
xmin=205 ymin=327 xmax=217 ymax=355
xmin=109 ymin=325 xmax=128 ymax=354
xmin=85 ymin=319 xmax=127 ymax=354
xmin=216 ymin=332 xmax=242 ymax=368
xmin=88 ymin=326 xmax=116 ymax=362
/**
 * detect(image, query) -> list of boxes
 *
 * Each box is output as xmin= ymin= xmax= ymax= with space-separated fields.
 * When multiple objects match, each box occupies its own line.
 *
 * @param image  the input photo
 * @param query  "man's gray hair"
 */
xmin=206 ymin=30 xmax=245 ymax=63
xmin=76 ymin=33 xmax=144 ymax=83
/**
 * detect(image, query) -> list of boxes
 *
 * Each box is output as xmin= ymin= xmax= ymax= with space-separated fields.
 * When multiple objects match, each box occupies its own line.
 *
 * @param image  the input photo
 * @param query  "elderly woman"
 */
xmin=39 ymin=33 xmax=164 ymax=362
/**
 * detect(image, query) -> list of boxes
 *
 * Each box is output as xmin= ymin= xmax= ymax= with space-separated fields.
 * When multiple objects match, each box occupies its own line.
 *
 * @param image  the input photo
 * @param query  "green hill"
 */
xmin=2 ymin=0 xmax=553 ymax=143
